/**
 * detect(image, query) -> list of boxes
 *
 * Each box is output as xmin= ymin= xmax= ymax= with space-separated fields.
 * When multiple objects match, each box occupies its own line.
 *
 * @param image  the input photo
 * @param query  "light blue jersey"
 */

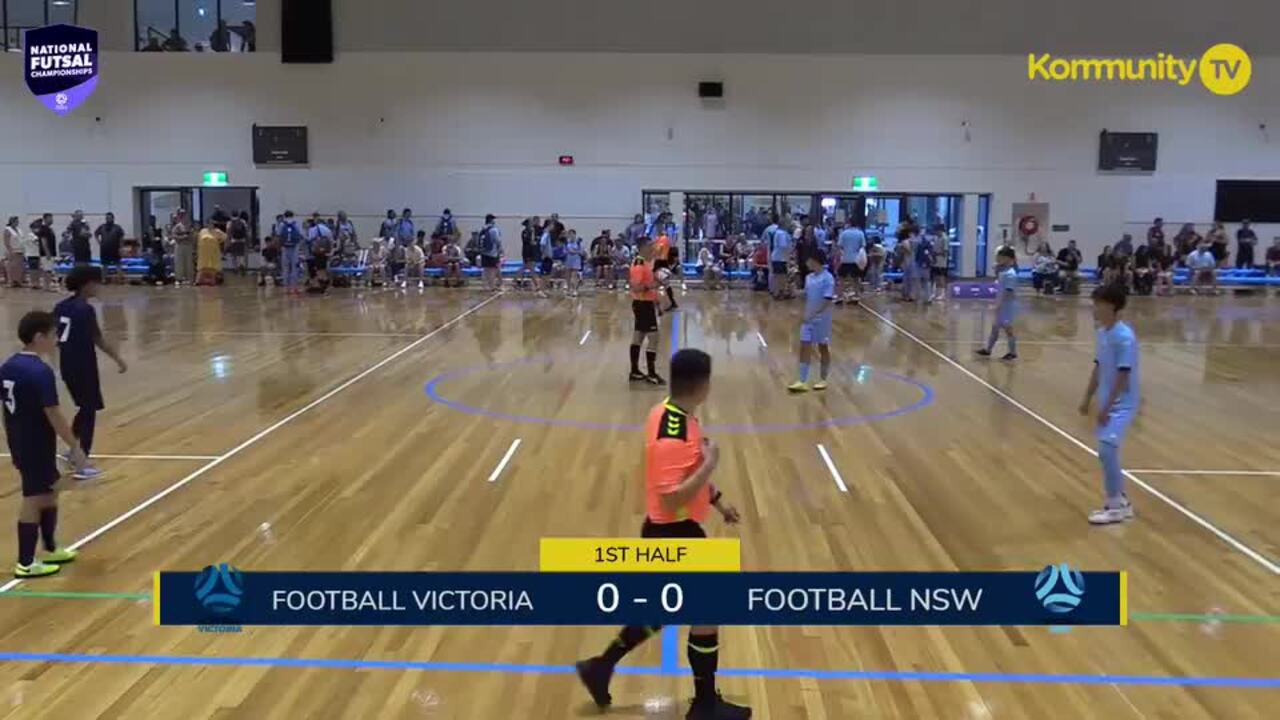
xmin=800 ymin=270 xmax=836 ymax=344
xmin=771 ymin=228 xmax=793 ymax=263
xmin=838 ymin=228 xmax=865 ymax=262
xmin=1095 ymin=321 xmax=1140 ymax=412
xmin=996 ymin=266 xmax=1019 ymax=325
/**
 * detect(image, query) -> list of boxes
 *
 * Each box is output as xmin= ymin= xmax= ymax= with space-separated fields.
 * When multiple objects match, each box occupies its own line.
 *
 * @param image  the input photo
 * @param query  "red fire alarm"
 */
xmin=558 ymin=155 xmax=574 ymax=166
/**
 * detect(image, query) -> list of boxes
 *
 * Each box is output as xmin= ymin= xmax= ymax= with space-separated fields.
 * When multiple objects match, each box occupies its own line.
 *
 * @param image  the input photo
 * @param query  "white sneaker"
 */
xmin=73 ymin=465 xmax=105 ymax=482
xmin=1088 ymin=504 xmax=1134 ymax=525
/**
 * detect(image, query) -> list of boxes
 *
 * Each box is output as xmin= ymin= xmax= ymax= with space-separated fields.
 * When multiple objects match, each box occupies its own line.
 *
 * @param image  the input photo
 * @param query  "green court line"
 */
xmin=0 ymin=590 xmax=149 ymax=601
xmin=1130 ymin=612 xmax=1280 ymax=624
xmin=1 ymin=592 xmax=1276 ymax=625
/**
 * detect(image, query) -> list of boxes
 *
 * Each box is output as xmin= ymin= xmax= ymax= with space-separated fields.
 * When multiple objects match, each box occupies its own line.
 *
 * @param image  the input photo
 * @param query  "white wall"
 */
xmin=1 ymin=51 xmax=1278 ymax=266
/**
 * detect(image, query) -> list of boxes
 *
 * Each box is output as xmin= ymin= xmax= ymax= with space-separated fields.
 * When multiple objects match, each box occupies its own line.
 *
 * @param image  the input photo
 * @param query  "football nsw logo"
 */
xmin=194 ymin=563 xmax=245 ymax=615
xmin=1027 ymin=43 xmax=1251 ymax=96
xmin=1034 ymin=563 xmax=1086 ymax=614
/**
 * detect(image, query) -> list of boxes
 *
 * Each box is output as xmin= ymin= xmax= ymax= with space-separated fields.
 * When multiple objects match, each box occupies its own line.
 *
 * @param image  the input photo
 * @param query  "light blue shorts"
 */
xmin=800 ymin=317 xmax=833 ymax=345
xmin=1096 ymin=408 xmax=1135 ymax=447
xmin=997 ymin=302 xmax=1019 ymax=327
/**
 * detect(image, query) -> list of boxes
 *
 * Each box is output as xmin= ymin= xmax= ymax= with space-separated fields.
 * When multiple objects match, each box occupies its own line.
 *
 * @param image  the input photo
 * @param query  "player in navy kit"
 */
xmin=1 ymin=312 xmax=88 ymax=578
xmin=54 ymin=266 xmax=127 ymax=480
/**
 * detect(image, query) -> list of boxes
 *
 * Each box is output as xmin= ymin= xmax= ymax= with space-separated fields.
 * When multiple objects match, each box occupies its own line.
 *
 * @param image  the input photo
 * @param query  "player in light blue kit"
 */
xmin=1079 ymin=283 xmax=1140 ymax=524
xmin=977 ymin=246 xmax=1019 ymax=361
xmin=788 ymin=251 xmax=836 ymax=393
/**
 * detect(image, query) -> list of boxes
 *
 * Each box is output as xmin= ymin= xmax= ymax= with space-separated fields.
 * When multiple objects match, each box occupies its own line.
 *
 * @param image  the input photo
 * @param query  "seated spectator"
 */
xmin=1153 ymin=242 xmax=1176 ymax=296
xmin=162 ymin=28 xmax=188 ymax=51
xmin=443 ymin=237 xmax=466 ymax=287
xmin=590 ymin=230 xmax=614 ymax=288
xmin=1097 ymin=245 xmax=1117 ymax=286
xmin=1132 ymin=243 xmax=1154 ymax=295
xmin=403 ymin=242 xmax=426 ymax=289
xmin=366 ymin=240 xmax=388 ymax=287
xmin=1113 ymin=233 xmax=1134 ymax=261
xmin=1206 ymin=222 xmax=1230 ymax=266
xmin=195 ymin=223 xmax=225 ymax=286
xmin=750 ymin=240 xmax=769 ymax=291
xmin=1187 ymin=243 xmax=1218 ymax=295
xmin=1267 ymin=237 xmax=1280 ymax=276
xmin=1056 ymin=240 xmax=1083 ymax=294
xmin=698 ymin=245 xmax=724 ymax=290
xmin=1031 ymin=249 xmax=1059 ymax=294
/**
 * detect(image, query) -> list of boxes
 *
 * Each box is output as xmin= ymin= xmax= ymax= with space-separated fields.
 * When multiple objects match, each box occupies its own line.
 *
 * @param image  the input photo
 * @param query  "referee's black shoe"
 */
xmin=629 ymin=370 xmax=648 ymax=383
xmin=575 ymin=658 xmax=613 ymax=708
xmin=687 ymin=693 xmax=752 ymax=719
xmin=646 ymin=373 xmax=667 ymax=386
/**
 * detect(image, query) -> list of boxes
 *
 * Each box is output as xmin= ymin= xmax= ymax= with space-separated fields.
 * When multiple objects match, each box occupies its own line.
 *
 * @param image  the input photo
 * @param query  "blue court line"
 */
xmin=0 ymin=652 xmax=1275 ymax=688
xmin=661 ymin=626 xmax=681 ymax=673
xmin=670 ymin=308 xmax=680 ymax=357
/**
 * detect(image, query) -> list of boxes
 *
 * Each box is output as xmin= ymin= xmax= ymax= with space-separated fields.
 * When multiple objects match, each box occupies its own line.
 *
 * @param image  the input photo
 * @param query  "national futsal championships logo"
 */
xmin=1034 ymin=563 xmax=1086 ymax=614
xmin=194 ymin=563 xmax=245 ymax=615
xmin=1027 ymin=43 xmax=1252 ymax=96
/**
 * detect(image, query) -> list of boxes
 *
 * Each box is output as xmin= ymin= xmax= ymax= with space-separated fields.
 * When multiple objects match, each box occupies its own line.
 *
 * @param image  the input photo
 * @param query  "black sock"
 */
xmin=39 ymin=507 xmax=58 ymax=551
xmin=665 ymin=287 xmax=677 ymax=306
xmin=629 ymin=345 xmax=641 ymax=374
xmin=17 ymin=521 xmax=39 ymax=566
xmin=687 ymin=632 xmax=720 ymax=703
xmin=600 ymin=625 xmax=658 ymax=667
xmin=646 ymin=351 xmax=657 ymax=375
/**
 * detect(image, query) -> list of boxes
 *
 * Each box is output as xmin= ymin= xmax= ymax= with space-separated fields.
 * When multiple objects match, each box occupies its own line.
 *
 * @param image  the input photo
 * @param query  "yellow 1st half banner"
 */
xmin=539 ymin=538 xmax=741 ymax=572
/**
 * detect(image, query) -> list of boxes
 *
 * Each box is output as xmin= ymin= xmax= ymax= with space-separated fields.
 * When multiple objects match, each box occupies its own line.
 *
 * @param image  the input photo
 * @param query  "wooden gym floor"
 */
xmin=0 ymin=282 xmax=1275 ymax=719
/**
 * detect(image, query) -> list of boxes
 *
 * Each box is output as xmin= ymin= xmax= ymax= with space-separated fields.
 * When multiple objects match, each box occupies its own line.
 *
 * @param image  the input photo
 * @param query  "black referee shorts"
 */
xmin=632 ymin=300 xmax=658 ymax=334
xmin=641 ymin=518 xmax=706 ymax=539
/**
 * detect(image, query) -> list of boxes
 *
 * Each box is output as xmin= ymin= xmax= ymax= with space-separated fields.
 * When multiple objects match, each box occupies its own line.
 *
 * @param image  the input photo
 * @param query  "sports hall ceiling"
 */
xmin=341 ymin=0 xmax=1275 ymax=55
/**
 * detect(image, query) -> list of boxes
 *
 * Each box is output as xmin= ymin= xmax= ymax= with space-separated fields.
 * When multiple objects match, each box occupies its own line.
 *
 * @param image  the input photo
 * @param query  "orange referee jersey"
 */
xmin=630 ymin=259 xmax=657 ymax=301
xmin=654 ymin=235 xmax=671 ymax=262
xmin=645 ymin=399 xmax=711 ymax=524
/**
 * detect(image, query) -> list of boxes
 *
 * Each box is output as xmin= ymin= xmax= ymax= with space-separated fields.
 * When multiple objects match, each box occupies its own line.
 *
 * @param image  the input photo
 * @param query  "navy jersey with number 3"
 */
xmin=0 ymin=352 xmax=59 ymax=469
xmin=54 ymin=295 xmax=105 ymax=410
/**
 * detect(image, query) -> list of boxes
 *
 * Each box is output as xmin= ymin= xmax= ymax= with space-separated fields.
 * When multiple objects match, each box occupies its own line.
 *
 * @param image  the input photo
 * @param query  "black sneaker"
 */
xmin=629 ymin=371 xmax=647 ymax=383
xmin=687 ymin=693 xmax=752 ymax=720
xmin=646 ymin=373 xmax=667 ymax=386
xmin=1000 ymin=353 xmax=1018 ymax=361
xmin=576 ymin=658 xmax=613 ymax=708
xmin=975 ymin=348 xmax=992 ymax=357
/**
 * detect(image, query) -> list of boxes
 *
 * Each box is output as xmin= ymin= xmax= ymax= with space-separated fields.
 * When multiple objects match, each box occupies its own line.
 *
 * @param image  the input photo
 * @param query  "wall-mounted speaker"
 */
xmin=282 ymin=0 xmax=333 ymax=64
xmin=698 ymin=82 xmax=724 ymax=99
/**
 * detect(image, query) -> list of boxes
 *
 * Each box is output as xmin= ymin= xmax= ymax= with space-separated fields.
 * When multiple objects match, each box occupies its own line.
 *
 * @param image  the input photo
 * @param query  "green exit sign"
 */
xmin=852 ymin=176 xmax=879 ymax=191
xmin=202 ymin=171 xmax=229 ymax=187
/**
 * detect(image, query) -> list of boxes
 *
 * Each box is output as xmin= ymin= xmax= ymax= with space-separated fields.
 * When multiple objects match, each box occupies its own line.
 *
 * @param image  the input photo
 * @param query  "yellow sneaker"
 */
xmin=812 ymin=380 xmax=829 ymax=391
xmin=14 ymin=561 xmax=60 ymax=578
xmin=42 ymin=548 xmax=78 ymax=565
xmin=787 ymin=381 xmax=811 ymax=393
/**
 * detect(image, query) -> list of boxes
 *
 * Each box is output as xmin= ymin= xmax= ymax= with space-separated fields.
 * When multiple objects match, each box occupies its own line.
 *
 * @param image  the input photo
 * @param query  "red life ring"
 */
xmin=1018 ymin=215 xmax=1040 ymax=237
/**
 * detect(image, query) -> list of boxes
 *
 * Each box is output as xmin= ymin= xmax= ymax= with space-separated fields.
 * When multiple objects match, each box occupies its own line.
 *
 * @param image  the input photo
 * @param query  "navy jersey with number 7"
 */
xmin=53 ymin=295 xmax=105 ymax=410
xmin=0 ymin=352 xmax=59 ymax=470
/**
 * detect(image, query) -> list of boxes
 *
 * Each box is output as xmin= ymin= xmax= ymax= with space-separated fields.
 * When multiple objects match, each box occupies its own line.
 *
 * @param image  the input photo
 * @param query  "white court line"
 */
xmin=860 ymin=305 xmax=1280 ymax=576
xmin=1129 ymin=469 xmax=1280 ymax=477
xmin=756 ymin=332 xmax=769 ymax=349
xmin=925 ymin=339 xmax=1280 ymax=349
xmin=0 ymin=453 xmax=219 ymax=461
xmin=0 ymin=292 xmax=503 ymax=594
xmin=816 ymin=444 xmax=848 ymax=493
xmin=579 ymin=330 xmax=591 ymax=346
xmin=487 ymin=439 xmax=523 ymax=483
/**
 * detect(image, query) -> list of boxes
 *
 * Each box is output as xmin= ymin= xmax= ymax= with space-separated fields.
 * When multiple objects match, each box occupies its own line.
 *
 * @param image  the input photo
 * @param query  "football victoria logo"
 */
xmin=194 ymin=563 xmax=245 ymax=614
xmin=1034 ymin=563 xmax=1086 ymax=614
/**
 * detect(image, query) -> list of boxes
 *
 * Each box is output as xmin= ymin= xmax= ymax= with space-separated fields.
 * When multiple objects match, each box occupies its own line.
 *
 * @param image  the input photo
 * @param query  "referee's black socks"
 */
xmin=687 ymin=631 xmax=720 ymax=704
xmin=17 ymin=522 xmax=38 ymax=566
xmin=630 ymin=344 xmax=642 ymax=374
xmin=645 ymin=350 xmax=657 ymax=376
xmin=601 ymin=625 xmax=657 ymax=667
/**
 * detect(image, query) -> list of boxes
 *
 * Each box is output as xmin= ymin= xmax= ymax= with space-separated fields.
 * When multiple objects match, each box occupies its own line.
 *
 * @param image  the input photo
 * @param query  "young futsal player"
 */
xmin=789 ymin=252 xmax=836 ymax=393
xmin=977 ymin=246 xmax=1019 ymax=361
xmin=652 ymin=230 xmax=679 ymax=310
xmin=1079 ymin=283 xmax=1140 ymax=524
xmin=578 ymin=348 xmax=750 ymax=720
xmin=2 ymin=312 xmax=88 ymax=578
xmin=628 ymin=239 xmax=666 ymax=385
xmin=55 ymin=266 xmax=127 ymax=480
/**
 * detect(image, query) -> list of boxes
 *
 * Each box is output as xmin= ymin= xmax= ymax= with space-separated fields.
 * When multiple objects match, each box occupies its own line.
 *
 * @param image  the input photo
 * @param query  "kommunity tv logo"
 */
xmin=1028 ymin=43 xmax=1251 ymax=96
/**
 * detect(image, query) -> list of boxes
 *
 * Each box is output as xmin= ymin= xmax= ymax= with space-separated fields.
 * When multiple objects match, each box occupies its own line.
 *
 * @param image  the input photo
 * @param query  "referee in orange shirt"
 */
xmin=577 ymin=349 xmax=751 ymax=719
xmin=629 ymin=238 xmax=666 ymax=385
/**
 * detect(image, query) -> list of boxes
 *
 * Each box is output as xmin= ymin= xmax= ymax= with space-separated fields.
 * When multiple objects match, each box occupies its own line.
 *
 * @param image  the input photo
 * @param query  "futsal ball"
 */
xmin=1034 ymin=563 xmax=1086 ymax=614
xmin=656 ymin=268 xmax=672 ymax=284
